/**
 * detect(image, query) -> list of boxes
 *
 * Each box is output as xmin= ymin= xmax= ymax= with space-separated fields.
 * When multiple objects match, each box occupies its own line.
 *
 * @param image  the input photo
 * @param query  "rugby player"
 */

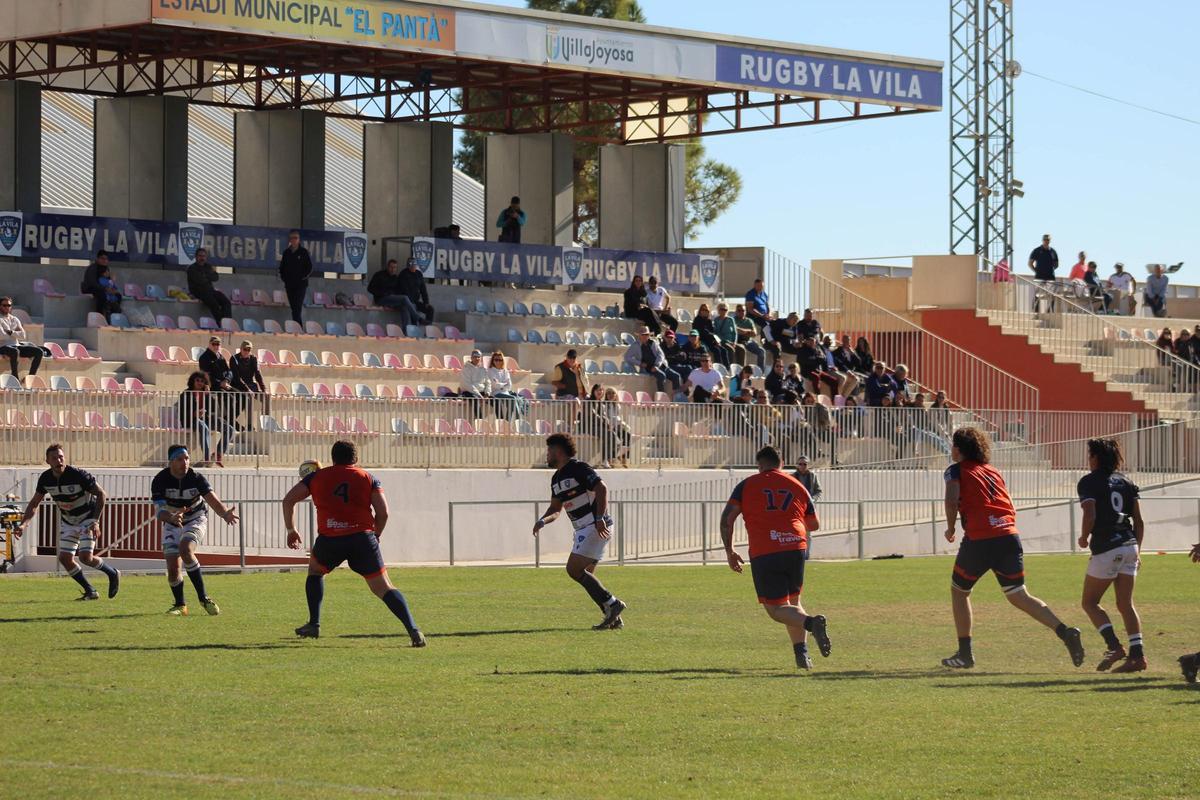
xmin=14 ymin=444 xmax=119 ymax=600
xmin=720 ymin=445 xmax=830 ymax=670
xmin=284 ymin=441 xmax=425 ymax=646
xmin=1179 ymin=542 xmax=1200 ymax=684
xmin=942 ymin=428 xmax=1085 ymax=669
xmin=1077 ymin=438 xmax=1147 ymax=672
xmin=532 ymin=433 xmax=626 ymax=630
xmin=152 ymin=444 xmax=238 ymax=616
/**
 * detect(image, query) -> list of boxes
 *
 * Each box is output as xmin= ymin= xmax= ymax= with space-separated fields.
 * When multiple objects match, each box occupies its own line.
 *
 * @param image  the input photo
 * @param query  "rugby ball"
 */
xmin=298 ymin=460 xmax=321 ymax=478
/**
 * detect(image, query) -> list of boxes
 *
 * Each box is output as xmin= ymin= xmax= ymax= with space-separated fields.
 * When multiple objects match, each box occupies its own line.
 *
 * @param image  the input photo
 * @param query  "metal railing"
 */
xmin=977 ymin=271 xmax=1200 ymax=411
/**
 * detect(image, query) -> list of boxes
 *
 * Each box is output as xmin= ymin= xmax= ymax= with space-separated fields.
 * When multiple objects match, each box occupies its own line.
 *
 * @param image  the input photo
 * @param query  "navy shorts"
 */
xmin=312 ymin=532 xmax=386 ymax=578
xmin=953 ymin=534 xmax=1024 ymax=593
xmin=750 ymin=550 xmax=807 ymax=606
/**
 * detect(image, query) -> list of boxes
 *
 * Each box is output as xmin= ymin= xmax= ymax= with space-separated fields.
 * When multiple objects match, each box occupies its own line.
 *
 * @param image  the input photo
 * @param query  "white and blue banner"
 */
xmin=561 ymin=245 xmax=585 ymax=287
xmin=0 ymin=210 xmax=22 ymax=258
xmin=410 ymin=236 xmax=437 ymax=279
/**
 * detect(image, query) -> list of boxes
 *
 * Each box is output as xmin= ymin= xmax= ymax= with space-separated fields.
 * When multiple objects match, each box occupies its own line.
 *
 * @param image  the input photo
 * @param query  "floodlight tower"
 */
xmin=949 ymin=0 xmax=1018 ymax=268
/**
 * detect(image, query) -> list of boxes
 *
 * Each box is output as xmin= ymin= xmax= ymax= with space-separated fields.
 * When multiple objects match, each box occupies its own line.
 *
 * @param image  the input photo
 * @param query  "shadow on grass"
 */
xmin=67 ymin=642 xmax=312 ymax=652
xmin=338 ymin=627 xmax=577 ymax=640
xmin=932 ymin=676 xmax=1175 ymax=692
xmin=0 ymin=613 xmax=150 ymax=624
xmin=495 ymin=666 xmax=772 ymax=678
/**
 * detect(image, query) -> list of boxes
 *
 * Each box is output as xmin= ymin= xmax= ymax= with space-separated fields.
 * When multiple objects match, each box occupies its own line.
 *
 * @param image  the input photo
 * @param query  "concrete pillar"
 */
xmin=598 ymin=143 xmax=685 ymax=252
xmin=234 ymin=109 xmax=325 ymax=230
xmin=93 ymin=96 xmax=188 ymax=221
xmin=484 ymin=133 xmax=574 ymax=246
xmin=363 ymin=121 xmax=453 ymax=269
xmin=0 ymin=80 xmax=42 ymax=213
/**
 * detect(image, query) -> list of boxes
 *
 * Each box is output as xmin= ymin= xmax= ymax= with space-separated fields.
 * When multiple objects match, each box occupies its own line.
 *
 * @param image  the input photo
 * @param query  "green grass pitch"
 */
xmin=3 ymin=554 xmax=1198 ymax=799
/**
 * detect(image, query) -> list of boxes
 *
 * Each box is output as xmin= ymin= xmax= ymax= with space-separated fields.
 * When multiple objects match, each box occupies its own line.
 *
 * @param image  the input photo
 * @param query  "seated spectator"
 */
xmin=686 ymin=354 xmax=725 ymax=403
xmin=622 ymin=275 xmax=663 ymax=334
xmin=733 ymin=304 xmax=766 ymax=369
xmin=744 ymin=278 xmax=771 ymax=329
xmin=796 ymin=336 xmax=840 ymax=398
xmin=820 ymin=334 xmax=859 ymax=398
xmin=831 ymin=335 xmax=862 ymax=377
xmin=229 ymin=340 xmax=266 ymax=432
xmin=178 ymin=371 xmax=234 ymax=467
xmin=486 ymin=350 xmax=527 ymax=421
xmin=459 ymin=349 xmax=491 ymax=418
xmin=644 ymin=276 xmax=679 ymax=332
xmin=680 ymin=330 xmax=710 ymax=375
xmin=713 ymin=303 xmax=743 ymax=367
xmin=764 ymin=359 xmax=788 ymax=401
xmin=796 ymin=308 xmax=822 ymax=341
xmin=729 ymin=365 xmax=755 ymax=399
xmin=839 ymin=395 xmax=865 ymax=438
xmin=93 ymin=263 xmax=123 ymax=320
xmin=892 ymin=364 xmax=914 ymax=405
xmin=1083 ymin=261 xmax=1113 ymax=313
xmin=496 ymin=196 xmax=526 ymax=243
xmin=80 ymin=250 xmax=112 ymax=316
xmin=1145 ymin=264 xmax=1169 ymax=318
xmin=764 ymin=312 xmax=802 ymax=359
xmin=732 ymin=385 xmax=754 ymax=405
xmin=398 ymin=257 xmax=435 ymax=323
xmin=1068 ymin=251 xmax=1087 ymax=282
xmin=1106 ymin=262 xmax=1136 ymax=315
xmin=623 ymin=327 xmax=681 ymax=395
xmin=1154 ymin=328 xmax=1175 ymax=364
xmin=854 ymin=336 xmax=875 ymax=373
xmin=186 ymin=248 xmax=232 ymax=322
xmin=693 ymin=303 xmax=728 ymax=366
xmin=369 ymin=258 xmax=424 ymax=329
xmin=550 ymin=348 xmax=588 ymax=400
xmin=0 ymin=297 xmax=43 ymax=379
xmin=865 ymin=361 xmax=898 ymax=407
xmin=660 ymin=329 xmax=690 ymax=382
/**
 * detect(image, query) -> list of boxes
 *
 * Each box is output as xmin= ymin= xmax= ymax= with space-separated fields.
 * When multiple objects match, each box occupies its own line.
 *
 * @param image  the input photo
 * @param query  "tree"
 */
xmin=454 ymin=0 xmax=741 ymax=245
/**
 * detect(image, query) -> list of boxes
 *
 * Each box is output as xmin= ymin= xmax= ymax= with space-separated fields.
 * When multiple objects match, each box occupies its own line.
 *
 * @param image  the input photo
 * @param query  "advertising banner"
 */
xmin=0 ymin=212 xmax=368 ymax=274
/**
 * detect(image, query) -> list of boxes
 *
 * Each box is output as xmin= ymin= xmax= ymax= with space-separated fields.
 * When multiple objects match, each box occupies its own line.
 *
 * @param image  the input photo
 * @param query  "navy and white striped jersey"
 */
xmin=1077 ymin=470 xmax=1139 ymax=555
xmin=35 ymin=466 xmax=98 ymax=525
xmin=550 ymin=459 xmax=605 ymax=531
xmin=151 ymin=468 xmax=213 ymax=525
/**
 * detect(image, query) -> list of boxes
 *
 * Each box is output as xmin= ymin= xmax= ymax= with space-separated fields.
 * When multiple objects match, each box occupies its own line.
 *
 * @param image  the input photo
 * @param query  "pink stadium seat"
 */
xmin=155 ymin=314 xmax=177 ymax=329
xmin=76 ymin=376 xmax=97 ymax=391
xmin=385 ymin=324 xmax=404 ymax=338
xmin=263 ymin=319 xmax=284 ymax=334
xmin=199 ymin=316 xmax=219 ymax=330
xmin=434 ymin=419 xmax=454 ymax=435
xmin=321 ymin=351 xmax=343 ymax=367
xmin=342 ymin=352 xmax=364 ymax=367
xmin=444 ymin=355 xmax=463 ymax=371
xmin=67 ymin=343 xmax=99 ymax=361
xmin=422 ymin=354 xmax=442 ymax=371
xmin=284 ymin=320 xmax=304 ymax=335
xmin=351 ymin=417 xmax=370 ymax=434
xmin=454 ymin=419 xmax=477 ymax=435
xmin=306 ymin=416 xmax=328 ymax=433
xmin=346 ymin=322 xmax=367 ymax=338
xmin=24 ymin=375 xmax=48 ymax=390
xmin=168 ymin=346 xmax=191 ymax=362
xmin=312 ymin=291 xmax=332 ymax=307
xmin=654 ymin=391 xmax=671 ymax=403
xmin=304 ymin=321 xmax=324 ymax=336
xmin=61 ymin=410 xmax=83 ymax=428
xmin=383 ymin=353 xmax=403 ymax=370
xmin=283 ymin=415 xmax=303 ymax=432
xmin=506 ymin=357 xmax=521 ymax=372
xmin=34 ymin=279 xmax=65 ymax=298
xmin=335 ymin=383 xmax=354 ymax=398
xmin=278 ymin=350 xmax=300 ymax=366
xmin=404 ymin=354 xmax=422 ymax=370
xmin=517 ymin=388 xmax=534 ymax=400
xmin=84 ymin=411 xmax=107 ymax=429
xmin=352 ymin=294 xmax=373 ymax=308
xmin=6 ymin=409 xmax=31 ymax=426
xmin=366 ymin=323 xmax=386 ymax=338
xmin=268 ymin=381 xmax=287 ymax=395
xmin=45 ymin=342 xmax=70 ymax=360
xmin=34 ymin=410 xmax=57 ymax=428
xmin=425 ymin=325 xmax=444 ymax=340
xmin=124 ymin=377 xmax=146 ymax=393
xmin=101 ymin=377 xmax=122 ymax=392
xmin=231 ymin=288 xmax=255 ymax=306
xmin=636 ymin=391 xmax=653 ymax=404
xmin=312 ymin=382 xmax=333 ymax=397
xmin=534 ymin=420 xmax=552 ymax=435
xmin=273 ymin=290 xmax=288 ymax=306
xmin=86 ymin=312 xmax=108 ymax=328
xmin=124 ymin=283 xmax=149 ymax=301
xmin=145 ymin=345 xmax=170 ymax=363
xmin=376 ymin=384 xmax=396 ymax=398
xmin=398 ymin=385 xmax=416 ymax=399
xmin=328 ymin=416 xmax=349 ymax=433
xmin=617 ymin=390 xmax=634 ymax=404
xmin=177 ymin=315 xmax=199 ymax=330
xmin=444 ymin=325 xmax=464 ymax=341
xmin=257 ymin=349 xmax=280 ymax=366
xmin=221 ymin=318 xmax=240 ymax=333
xmin=252 ymin=289 xmax=273 ymax=305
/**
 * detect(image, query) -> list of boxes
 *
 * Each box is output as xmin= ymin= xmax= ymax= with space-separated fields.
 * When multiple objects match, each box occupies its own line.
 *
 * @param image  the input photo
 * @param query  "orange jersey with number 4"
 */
xmin=303 ymin=464 xmax=381 ymax=536
xmin=945 ymin=460 xmax=1016 ymax=540
xmin=728 ymin=470 xmax=814 ymax=558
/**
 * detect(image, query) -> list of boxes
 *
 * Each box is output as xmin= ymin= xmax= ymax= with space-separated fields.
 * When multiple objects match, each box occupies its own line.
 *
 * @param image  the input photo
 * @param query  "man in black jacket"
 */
xmin=80 ymin=250 xmax=110 ymax=315
xmin=396 ymin=257 xmax=434 ymax=324
xmin=187 ymin=248 xmax=232 ymax=322
xmin=278 ymin=230 xmax=313 ymax=324
xmin=367 ymin=258 xmax=421 ymax=328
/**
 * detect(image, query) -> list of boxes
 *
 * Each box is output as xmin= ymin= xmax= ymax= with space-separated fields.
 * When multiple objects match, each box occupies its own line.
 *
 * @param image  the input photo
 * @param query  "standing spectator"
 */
xmin=796 ymin=308 xmax=822 ymax=341
xmin=398 ymin=257 xmax=435 ymax=324
xmin=693 ymin=303 xmax=728 ymax=366
xmin=178 ymin=371 xmax=234 ymax=467
xmin=368 ymin=258 xmax=422 ymax=329
xmin=229 ymin=340 xmax=267 ymax=432
xmin=865 ymin=361 xmax=898 ymax=407
xmin=186 ymin=248 xmax=231 ymax=322
xmin=1145 ymin=264 xmax=1169 ymax=318
xmin=550 ymin=348 xmax=588 ymax=400
xmin=1107 ymin=263 xmax=1137 ymax=316
xmin=686 ymin=354 xmax=725 ymax=403
xmin=622 ymin=327 xmax=681 ymax=396
xmin=644 ymin=276 xmax=679 ymax=332
xmin=80 ymin=250 xmax=112 ymax=315
xmin=1068 ymin=251 xmax=1088 ymax=281
xmin=0 ymin=297 xmax=43 ymax=379
xmin=622 ymin=275 xmax=662 ymax=334
xmin=713 ymin=303 xmax=744 ymax=367
xmin=599 ymin=387 xmax=632 ymax=468
xmin=1083 ymin=261 xmax=1112 ymax=313
xmin=496 ymin=196 xmax=526 ymax=243
xmin=733 ymin=304 xmax=766 ymax=369
xmin=791 ymin=455 xmax=822 ymax=502
xmin=802 ymin=393 xmax=835 ymax=464
xmin=94 ymin=264 xmax=123 ymax=320
xmin=744 ymin=278 xmax=771 ymax=329
xmin=1029 ymin=233 xmax=1059 ymax=312
xmin=458 ymin=349 xmax=491 ymax=419
xmin=198 ymin=336 xmax=238 ymax=429
xmin=278 ymin=230 xmax=313 ymax=325
xmin=660 ymin=329 xmax=690 ymax=382
xmin=486 ymin=350 xmax=527 ymax=421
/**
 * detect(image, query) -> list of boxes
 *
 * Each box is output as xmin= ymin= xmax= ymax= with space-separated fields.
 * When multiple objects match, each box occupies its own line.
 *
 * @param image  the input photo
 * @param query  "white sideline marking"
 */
xmin=11 ymin=760 xmax=545 ymax=800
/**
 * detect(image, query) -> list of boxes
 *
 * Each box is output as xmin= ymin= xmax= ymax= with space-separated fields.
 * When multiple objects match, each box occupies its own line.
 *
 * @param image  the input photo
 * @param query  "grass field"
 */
xmin=3 ymin=554 xmax=1198 ymax=799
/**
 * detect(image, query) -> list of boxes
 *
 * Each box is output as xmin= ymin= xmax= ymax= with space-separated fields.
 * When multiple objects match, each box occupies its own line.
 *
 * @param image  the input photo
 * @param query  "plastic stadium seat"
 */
xmin=383 ymin=353 xmax=404 ymax=370
xmin=398 ymin=385 xmax=416 ymax=399
xmin=145 ymin=284 xmax=170 ymax=301
xmin=654 ymin=391 xmax=671 ymax=403
xmin=534 ymin=419 xmax=553 ymax=435
xmin=124 ymin=283 xmax=148 ymax=300
xmin=531 ymin=303 xmax=548 ymax=317
xmin=291 ymin=383 xmax=312 ymax=397
xmin=199 ymin=316 xmax=219 ymax=330
xmin=86 ymin=312 xmax=108 ymax=328
xmin=328 ymin=416 xmax=349 ymax=433
xmin=356 ymin=384 xmax=374 ymax=398
xmin=603 ymin=332 xmax=620 ymax=347
xmin=263 ymin=319 xmax=283 ymax=334
xmin=321 ymin=351 xmax=342 ymax=367
xmin=405 ymin=325 xmax=423 ymax=339
xmin=21 ymin=375 xmax=45 ymax=391
xmin=444 ymin=325 xmax=464 ymax=341
xmin=352 ymin=294 xmax=372 ymax=308
xmin=535 ymin=387 xmax=553 ymax=400
xmin=416 ymin=385 xmax=435 ymax=398
xmin=191 ymin=346 xmax=206 ymax=361
xmin=305 ymin=321 xmax=324 ymax=336
xmin=434 ymin=419 xmax=454 ymax=434
xmin=422 ymin=354 xmax=442 ymax=371
xmin=101 ymin=377 xmax=122 ymax=392
xmin=75 ymin=376 xmax=97 ymax=391
xmin=564 ymin=331 xmax=580 ymax=346
xmin=257 ymin=349 xmax=280 ymax=366
xmin=42 ymin=342 xmax=67 ymax=361
xmin=583 ymin=359 xmax=599 ymax=374
xmin=109 ymin=313 xmax=132 ymax=329
xmin=50 ymin=375 xmax=73 ymax=392
xmin=527 ymin=330 xmax=544 ymax=345
xmin=602 ymin=360 xmax=619 ymax=374
xmin=271 ymin=290 xmax=287 ymax=306
xmin=584 ymin=332 xmax=601 ymax=347
xmin=385 ymin=324 xmax=404 ymax=338
xmin=620 ymin=332 xmax=637 ymax=346
xmin=587 ymin=305 xmax=603 ymax=319
xmin=454 ymin=419 xmax=477 ymax=435
xmin=230 ymin=288 xmax=254 ymax=306
xmin=346 ymin=322 xmax=366 ymax=337
xmin=109 ymin=412 xmax=131 ymax=429
xmin=259 ymin=415 xmax=282 ymax=432
xmin=326 ymin=322 xmax=345 ymax=337
xmin=278 ymin=350 xmax=300 ymax=366
xmin=401 ymin=354 xmax=422 ymax=371
xmin=284 ymin=321 xmax=304 ymax=335
xmin=425 ymin=325 xmax=444 ymax=340
xmin=444 ymin=354 xmax=463 ymax=371
xmin=312 ymin=292 xmax=333 ymax=307
xmin=335 ymin=383 xmax=354 ymax=398
xmin=570 ymin=304 xmax=586 ymax=318
xmin=167 ymin=346 xmax=190 ymax=363
xmin=154 ymin=314 xmax=176 ymax=329
xmin=177 ymin=315 xmax=198 ymax=330
xmin=494 ymin=301 xmax=511 ymax=315
xmin=517 ymin=388 xmax=534 ymax=400
xmin=376 ymin=384 xmax=396 ymax=398
xmin=508 ymin=328 xmax=525 ymax=343
xmin=342 ymin=351 xmax=364 ymax=368
xmin=283 ymin=416 xmax=304 ymax=432
xmin=366 ymin=323 xmax=386 ymax=338
xmin=242 ymin=318 xmax=263 ymax=333
xmin=545 ymin=331 xmax=562 ymax=346
xmin=362 ymin=352 xmax=383 ymax=368
xmin=551 ymin=304 xmax=567 ymax=317
xmin=1 ymin=374 xmax=25 ymax=390
xmin=145 ymin=345 xmax=170 ymax=363
xmin=124 ymin=377 xmax=146 ymax=393
xmin=220 ymin=318 xmax=239 ymax=333
xmin=85 ymin=411 xmax=107 ymax=428
xmin=270 ymin=381 xmax=288 ymax=396
xmin=455 ymin=297 xmax=469 ymax=312
xmin=474 ymin=300 xmax=489 ymax=314
xmin=34 ymin=279 xmax=65 ymax=298
xmin=506 ymin=357 xmax=522 ymax=372
xmin=635 ymin=391 xmax=653 ymax=404
xmin=617 ymin=390 xmax=634 ymax=404
xmin=300 ymin=350 xmax=321 ymax=366
xmin=392 ymin=418 xmax=412 ymax=434
xmin=67 ymin=343 xmax=97 ymax=361
xmin=513 ymin=302 xmax=530 ymax=316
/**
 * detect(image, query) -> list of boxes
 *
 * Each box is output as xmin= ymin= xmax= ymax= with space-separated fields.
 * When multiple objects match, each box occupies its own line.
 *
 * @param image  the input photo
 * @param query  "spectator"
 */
xmin=802 ymin=392 xmax=834 ymax=462
xmin=693 ymin=303 xmax=728 ymax=366
xmin=368 ymin=258 xmax=422 ymax=328
xmin=732 ymin=384 xmax=754 ymax=405
xmin=550 ymin=348 xmax=588 ymax=400
xmin=487 ymin=350 xmax=527 ymax=421
xmin=905 ymin=392 xmax=951 ymax=457
xmin=496 ymin=196 xmax=526 ymax=243
xmin=832 ymin=334 xmax=864 ymax=378
xmin=892 ymin=364 xmax=914 ymax=405
xmin=0 ymin=297 xmax=43 ymax=378
xmin=764 ymin=360 xmax=788 ymax=402
xmin=278 ymin=230 xmax=313 ymax=325
xmin=398 ymin=257 xmax=435 ymax=324
xmin=713 ymin=303 xmax=743 ymax=367
xmin=622 ymin=327 xmax=681 ymax=395
xmin=781 ymin=363 xmax=805 ymax=399
xmin=796 ymin=336 xmax=840 ymax=399
xmin=1154 ymin=328 xmax=1175 ymax=365
xmin=1068 ymin=251 xmax=1087 ymax=281
xmin=622 ymin=275 xmax=663 ymax=334
xmin=198 ymin=336 xmax=238 ymax=428
xmin=229 ymin=340 xmax=267 ymax=432
xmin=80 ymin=250 xmax=112 ymax=316
xmin=796 ymin=308 xmax=822 ymax=341
xmin=186 ymin=248 xmax=231 ymax=322
xmin=791 ymin=455 xmax=822 ymax=502
xmin=765 ymin=312 xmax=801 ymax=359
xmin=644 ymin=276 xmax=679 ymax=332
xmin=680 ymin=330 xmax=710 ymax=375
xmin=686 ymin=353 xmax=725 ymax=403
xmin=729 ymin=365 xmax=755 ymax=399
xmin=458 ymin=349 xmax=491 ymax=418
xmin=744 ymin=278 xmax=771 ymax=328
xmin=854 ymin=337 xmax=875 ymax=374
xmin=820 ymin=334 xmax=859 ymax=398
xmin=733 ymin=304 xmax=766 ymax=369
xmin=865 ymin=361 xmax=898 ymax=407
xmin=1028 ymin=233 xmax=1059 ymax=282
xmin=660 ymin=329 xmax=690 ymax=381
xmin=599 ymin=387 xmax=632 ymax=468
xmin=1145 ymin=264 xmax=1169 ymax=318
xmin=177 ymin=371 xmax=234 ymax=467
xmin=1082 ymin=261 xmax=1112 ymax=313
xmin=94 ymin=264 xmax=123 ymax=320
xmin=1107 ymin=262 xmax=1137 ymax=315
xmin=839 ymin=395 xmax=864 ymax=438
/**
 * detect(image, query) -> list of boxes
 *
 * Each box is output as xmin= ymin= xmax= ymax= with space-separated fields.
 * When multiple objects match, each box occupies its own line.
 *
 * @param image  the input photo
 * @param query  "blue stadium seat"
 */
xmin=455 ymin=297 xmax=469 ymax=312
xmin=406 ymin=324 xmax=424 ymax=338
xmin=475 ymin=300 xmax=489 ymax=314
xmin=551 ymin=303 xmax=568 ymax=317
xmin=494 ymin=301 xmax=510 ymax=315
xmin=513 ymin=302 xmax=530 ymax=316
xmin=531 ymin=303 xmax=548 ymax=316
xmin=545 ymin=330 xmax=562 ymax=345
xmin=508 ymin=328 xmax=525 ymax=343
xmin=602 ymin=332 xmax=619 ymax=347
xmin=584 ymin=332 xmax=601 ymax=346
xmin=527 ymin=329 xmax=545 ymax=344
xmin=602 ymin=360 xmax=619 ymax=374
xmin=587 ymin=305 xmax=603 ymax=319
xmin=584 ymin=359 xmax=600 ymax=374
xmin=242 ymin=318 xmax=263 ymax=333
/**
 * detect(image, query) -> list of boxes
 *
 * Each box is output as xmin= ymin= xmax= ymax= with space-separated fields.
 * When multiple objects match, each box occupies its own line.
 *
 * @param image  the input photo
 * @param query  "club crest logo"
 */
xmin=546 ymin=27 xmax=561 ymax=60
xmin=699 ymin=256 xmax=720 ymax=292
xmin=563 ymin=248 xmax=583 ymax=283
xmin=343 ymin=232 xmax=367 ymax=273
xmin=0 ymin=212 xmax=22 ymax=254
xmin=178 ymin=223 xmax=204 ymax=263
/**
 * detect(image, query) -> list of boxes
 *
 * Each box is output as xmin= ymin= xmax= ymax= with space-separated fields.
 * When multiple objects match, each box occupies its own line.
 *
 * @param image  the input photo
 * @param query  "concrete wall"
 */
xmin=0 ymin=80 xmax=42 ymax=213
xmin=598 ymin=143 xmax=685 ymax=252
xmin=93 ymin=96 xmax=188 ymax=221
xmin=363 ymin=121 xmax=453 ymax=270
xmin=234 ymin=110 xmax=326 ymax=230
xmin=912 ymin=254 xmax=979 ymax=309
xmin=484 ymin=133 xmax=574 ymax=245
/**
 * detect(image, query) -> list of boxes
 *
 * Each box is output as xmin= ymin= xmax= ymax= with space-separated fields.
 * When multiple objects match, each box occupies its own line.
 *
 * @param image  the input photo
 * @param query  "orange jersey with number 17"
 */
xmin=303 ymin=464 xmax=381 ymax=536
xmin=727 ymin=470 xmax=814 ymax=558
xmin=945 ymin=460 xmax=1017 ymax=540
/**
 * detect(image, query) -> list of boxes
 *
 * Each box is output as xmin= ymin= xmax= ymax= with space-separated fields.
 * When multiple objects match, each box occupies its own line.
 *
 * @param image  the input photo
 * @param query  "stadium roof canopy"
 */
xmin=1 ymin=0 xmax=942 ymax=143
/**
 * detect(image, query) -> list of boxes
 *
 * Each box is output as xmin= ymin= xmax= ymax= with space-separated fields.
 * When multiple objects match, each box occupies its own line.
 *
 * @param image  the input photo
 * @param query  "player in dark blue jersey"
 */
xmin=1077 ymin=438 xmax=1147 ymax=673
xmin=533 ymin=433 xmax=626 ymax=630
xmin=1181 ymin=543 xmax=1200 ymax=684
xmin=15 ymin=444 xmax=120 ymax=600
xmin=151 ymin=445 xmax=239 ymax=616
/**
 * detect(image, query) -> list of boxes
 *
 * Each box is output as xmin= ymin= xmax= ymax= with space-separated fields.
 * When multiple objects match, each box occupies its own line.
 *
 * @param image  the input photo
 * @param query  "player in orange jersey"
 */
xmin=283 ymin=440 xmax=425 ymax=646
xmin=720 ymin=445 xmax=830 ymax=670
xmin=942 ymin=427 xmax=1083 ymax=669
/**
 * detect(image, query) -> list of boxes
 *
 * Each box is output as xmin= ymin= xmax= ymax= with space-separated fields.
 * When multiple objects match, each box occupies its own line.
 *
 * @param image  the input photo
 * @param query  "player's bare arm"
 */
xmin=156 ymin=503 xmax=184 ymax=527
xmin=1078 ymin=497 xmax=1095 ymax=550
xmin=533 ymin=497 xmax=563 ymax=536
xmin=370 ymin=489 xmax=388 ymax=537
xmin=804 ymin=511 xmax=820 ymax=533
xmin=88 ymin=483 xmax=107 ymax=538
xmin=203 ymin=491 xmax=239 ymax=525
xmin=15 ymin=490 xmax=45 ymax=538
xmin=592 ymin=480 xmax=610 ymax=539
xmin=1131 ymin=499 xmax=1144 ymax=548
xmin=282 ymin=482 xmax=311 ymax=549
xmin=944 ymin=479 xmax=960 ymax=542
xmin=719 ymin=502 xmax=744 ymax=573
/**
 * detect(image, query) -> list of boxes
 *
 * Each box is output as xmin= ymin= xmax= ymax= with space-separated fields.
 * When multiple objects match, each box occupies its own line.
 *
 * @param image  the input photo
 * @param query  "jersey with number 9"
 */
xmin=302 ymin=464 xmax=382 ymax=536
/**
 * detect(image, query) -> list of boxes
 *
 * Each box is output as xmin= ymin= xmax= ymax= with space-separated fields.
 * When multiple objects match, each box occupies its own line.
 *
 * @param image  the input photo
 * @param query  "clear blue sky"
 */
xmin=485 ymin=0 xmax=1199 ymax=283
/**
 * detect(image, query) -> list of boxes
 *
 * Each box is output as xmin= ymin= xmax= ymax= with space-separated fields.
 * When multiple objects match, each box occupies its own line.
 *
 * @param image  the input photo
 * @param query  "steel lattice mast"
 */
xmin=949 ymin=0 xmax=1016 ymax=268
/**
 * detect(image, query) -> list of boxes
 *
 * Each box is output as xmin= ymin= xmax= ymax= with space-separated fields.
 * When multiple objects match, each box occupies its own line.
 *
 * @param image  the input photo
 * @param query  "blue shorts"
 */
xmin=311 ymin=532 xmax=385 ymax=578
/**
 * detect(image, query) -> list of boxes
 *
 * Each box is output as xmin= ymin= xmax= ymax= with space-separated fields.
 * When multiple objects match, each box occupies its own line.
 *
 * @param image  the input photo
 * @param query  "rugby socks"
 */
xmin=574 ymin=571 xmax=613 ymax=607
xmin=66 ymin=566 xmax=94 ymax=593
xmin=1055 ymin=623 xmax=1070 ymax=640
xmin=957 ymin=636 xmax=973 ymax=658
xmin=793 ymin=642 xmax=809 ymax=659
xmin=93 ymin=559 xmax=119 ymax=579
xmin=170 ymin=578 xmax=186 ymax=606
xmin=305 ymin=575 xmax=324 ymax=626
xmin=1098 ymin=623 xmax=1122 ymax=650
xmin=1129 ymin=633 xmax=1144 ymax=659
xmin=381 ymin=588 xmax=418 ymax=636
xmin=184 ymin=560 xmax=208 ymax=601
